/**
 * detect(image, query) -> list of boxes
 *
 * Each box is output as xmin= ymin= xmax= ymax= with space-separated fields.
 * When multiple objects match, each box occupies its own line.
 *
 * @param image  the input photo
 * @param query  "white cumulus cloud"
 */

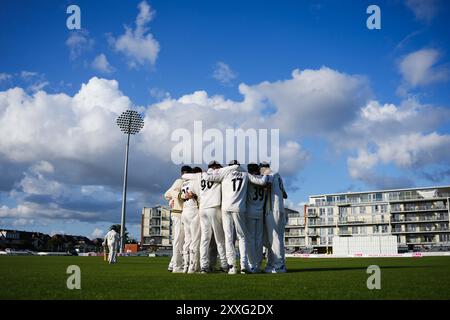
xmin=398 ymin=48 xmax=449 ymax=91
xmin=111 ymin=1 xmax=160 ymax=68
xmin=92 ymin=54 xmax=115 ymax=74
xmin=66 ymin=29 xmax=94 ymax=60
xmin=91 ymin=228 xmax=105 ymax=238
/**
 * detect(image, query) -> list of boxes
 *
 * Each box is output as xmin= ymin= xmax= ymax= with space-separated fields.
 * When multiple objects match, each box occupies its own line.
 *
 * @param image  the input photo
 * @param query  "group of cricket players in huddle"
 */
xmin=164 ymin=160 xmax=288 ymax=274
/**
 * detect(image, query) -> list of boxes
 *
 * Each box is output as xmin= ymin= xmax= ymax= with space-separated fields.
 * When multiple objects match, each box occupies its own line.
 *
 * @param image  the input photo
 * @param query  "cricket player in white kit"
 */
xmin=164 ymin=166 xmax=190 ymax=273
xmin=245 ymin=163 xmax=267 ymax=273
xmin=182 ymin=161 xmax=229 ymax=273
xmin=102 ymin=227 xmax=120 ymax=264
xmin=180 ymin=167 xmax=201 ymax=273
xmin=261 ymin=162 xmax=288 ymax=273
xmin=203 ymin=161 xmax=269 ymax=274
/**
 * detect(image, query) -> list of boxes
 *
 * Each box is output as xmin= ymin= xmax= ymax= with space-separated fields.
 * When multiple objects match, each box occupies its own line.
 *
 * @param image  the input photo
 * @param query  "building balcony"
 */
xmin=391 ymin=217 xmax=448 ymax=224
xmin=337 ymin=219 xmax=388 ymax=225
xmin=286 ymin=224 xmax=306 ymax=228
xmin=308 ymin=221 xmax=335 ymax=227
xmin=392 ymin=229 xmax=450 ymax=234
xmin=285 ymin=233 xmax=305 ymax=238
xmin=389 ymin=196 xmax=450 ymax=203
xmin=286 ymin=240 xmax=304 ymax=246
xmin=390 ymin=207 xmax=448 ymax=213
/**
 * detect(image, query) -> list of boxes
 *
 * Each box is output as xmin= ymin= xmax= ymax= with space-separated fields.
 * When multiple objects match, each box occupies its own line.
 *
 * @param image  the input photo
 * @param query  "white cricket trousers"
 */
xmin=265 ymin=209 xmax=286 ymax=270
xmin=182 ymin=207 xmax=201 ymax=272
xmin=222 ymin=210 xmax=249 ymax=270
xmin=171 ymin=214 xmax=185 ymax=271
xmin=245 ymin=216 xmax=264 ymax=271
xmin=199 ymin=207 xmax=228 ymax=270
xmin=108 ymin=243 xmax=117 ymax=263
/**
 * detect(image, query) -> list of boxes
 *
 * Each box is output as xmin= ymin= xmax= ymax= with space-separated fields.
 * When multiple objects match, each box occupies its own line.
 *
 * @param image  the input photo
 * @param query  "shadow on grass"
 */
xmin=287 ymin=265 xmax=435 ymax=273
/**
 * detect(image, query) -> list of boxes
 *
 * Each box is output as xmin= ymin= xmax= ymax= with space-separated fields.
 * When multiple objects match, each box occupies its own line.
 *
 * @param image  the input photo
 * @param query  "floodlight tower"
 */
xmin=116 ymin=110 xmax=144 ymax=254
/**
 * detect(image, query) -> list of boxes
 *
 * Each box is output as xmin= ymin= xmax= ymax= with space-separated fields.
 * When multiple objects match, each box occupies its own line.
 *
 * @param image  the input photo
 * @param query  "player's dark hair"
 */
xmin=181 ymin=165 xmax=193 ymax=174
xmin=193 ymin=166 xmax=203 ymax=173
xmin=228 ymin=160 xmax=240 ymax=166
xmin=247 ymin=163 xmax=259 ymax=174
xmin=208 ymin=160 xmax=221 ymax=169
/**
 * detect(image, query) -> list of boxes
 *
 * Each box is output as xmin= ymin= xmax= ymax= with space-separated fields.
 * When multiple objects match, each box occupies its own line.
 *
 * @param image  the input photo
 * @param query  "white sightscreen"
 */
xmin=332 ymin=235 xmax=397 ymax=255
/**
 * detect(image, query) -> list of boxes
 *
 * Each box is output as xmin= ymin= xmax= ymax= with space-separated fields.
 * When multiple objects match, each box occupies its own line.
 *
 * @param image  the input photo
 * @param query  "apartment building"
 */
xmin=284 ymin=207 xmax=306 ymax=251
xmin=285 ymin=186 xmax=450 ymax=253
xmin=141 ymin=206 xmax=172 ymax=249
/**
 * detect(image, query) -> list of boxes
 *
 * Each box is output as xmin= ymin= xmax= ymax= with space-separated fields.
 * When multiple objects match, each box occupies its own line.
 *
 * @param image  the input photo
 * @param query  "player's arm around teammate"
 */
xmin=245 ymin=163 xmax=268 ymax=273
xmin=182 ymin=161 xmax=229 ymax=274
xmin=180 ymin=167 xmax=202 ymax=273
xmin=261 ymin=162 xmax=288 ymax=273
xmin=164 ymin=166 xmax=190 ymax=273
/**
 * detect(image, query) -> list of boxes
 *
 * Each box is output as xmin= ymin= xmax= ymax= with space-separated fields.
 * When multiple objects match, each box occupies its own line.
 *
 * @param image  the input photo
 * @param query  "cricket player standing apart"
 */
xmin=102 ymin=226 xmax=120 ymax=264
xmin=261 ymin=162 xmax=288 ymax=273
xmin=164 ymin=166 xmax=190 ymax=273
xmin=203 ymin=161 xmax=269 ymax=274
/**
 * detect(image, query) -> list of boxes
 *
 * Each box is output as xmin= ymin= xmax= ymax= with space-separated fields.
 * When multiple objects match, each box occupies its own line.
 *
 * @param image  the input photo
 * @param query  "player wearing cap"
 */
xmin=203 ymin=160 xmax=269 ymax=274
xmin=260 ymin=162 xmax=288 ymax=273
xmin=164 ymin=165 xmax=191 ymax=273
xmin=182 ymin=160 xmax=229 ymax=273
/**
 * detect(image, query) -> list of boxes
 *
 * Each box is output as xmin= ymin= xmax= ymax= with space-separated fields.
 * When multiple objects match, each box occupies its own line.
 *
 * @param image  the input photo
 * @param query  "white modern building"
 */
xmin=285 ymin=208 xmax=306 ymax=250
xmin=141 ymin=206 xmax=172 ymax=249
xmin=285 ymin=186 xmax=450 ymax=253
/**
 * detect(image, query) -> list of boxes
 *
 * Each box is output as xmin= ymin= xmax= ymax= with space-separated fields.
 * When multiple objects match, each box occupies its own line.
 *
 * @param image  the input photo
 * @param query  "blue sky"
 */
xmin=0 ymin=0 xmax=450 ymax=239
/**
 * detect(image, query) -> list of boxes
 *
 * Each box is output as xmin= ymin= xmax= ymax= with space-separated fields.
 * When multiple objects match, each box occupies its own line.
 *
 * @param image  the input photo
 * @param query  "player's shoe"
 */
xmin=172 ymin=268 xmax=184 ymax=273
xmin=228 ymin=265 xmax=237 ymax=275
xmin=188 ymin=267 xmax=198 ymax=274
xmin=200 ymin=268 xmax=209 ymax=274
xmin=264 ymin=267 xmax=275 ymax=273
xmin=276 ymin=265 xmax=287 ymax=273
xmin=218 ymin=266 xmax=228 ymax=273
xmin=240 ymin=268 xmax=249 ymax=274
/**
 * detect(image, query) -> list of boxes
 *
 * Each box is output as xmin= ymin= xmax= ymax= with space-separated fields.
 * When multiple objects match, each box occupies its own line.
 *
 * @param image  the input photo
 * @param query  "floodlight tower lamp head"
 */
xmin=116 ymin=110 xmax=145 ymax=135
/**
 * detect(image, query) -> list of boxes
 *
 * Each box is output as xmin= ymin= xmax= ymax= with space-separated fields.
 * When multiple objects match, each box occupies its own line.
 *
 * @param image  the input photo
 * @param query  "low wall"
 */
xmin=286 ymin=252 xmax=450 ymax=258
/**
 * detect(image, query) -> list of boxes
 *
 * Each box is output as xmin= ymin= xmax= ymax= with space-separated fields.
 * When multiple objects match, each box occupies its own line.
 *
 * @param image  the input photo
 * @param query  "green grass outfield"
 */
xmin=1 ymin=256 xmax=449 ymax=300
